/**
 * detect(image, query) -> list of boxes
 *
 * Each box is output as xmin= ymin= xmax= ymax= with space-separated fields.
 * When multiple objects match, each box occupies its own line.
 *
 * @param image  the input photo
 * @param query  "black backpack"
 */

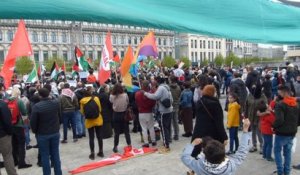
xmin=83 ymin=96 xmax=100 ymax=119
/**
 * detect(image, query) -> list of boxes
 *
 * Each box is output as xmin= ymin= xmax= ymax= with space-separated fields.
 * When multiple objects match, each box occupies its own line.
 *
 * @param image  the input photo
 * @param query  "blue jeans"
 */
xmin=274 ymin=135 xmax=294 ymax=175
xmin=75 ymin=110 xmax=85 ymax=136
xmin=263 ymin=134 xmax=273 ymax=159
xmin=229 ymin=127 xmax=239 ymax=152
xmin=37 ymin=133 xmax=62 ymax=175
xmin=24 ymin=124 xmax=30 ymax=146
xmin=62 ymin=111 xmax=77 ymax=140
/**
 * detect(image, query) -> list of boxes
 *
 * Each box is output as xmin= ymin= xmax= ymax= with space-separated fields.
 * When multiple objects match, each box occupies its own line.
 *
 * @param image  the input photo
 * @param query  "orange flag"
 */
xmin=98 ymin=31 xmax=113 ymax=85
xmin=0 ymin=20 xmax=32 ymax=88
xmin=120 ymin=46 xmax=134 ymax=77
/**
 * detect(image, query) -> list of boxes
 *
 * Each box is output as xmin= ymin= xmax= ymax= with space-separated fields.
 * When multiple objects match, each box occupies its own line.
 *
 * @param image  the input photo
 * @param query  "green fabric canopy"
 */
xmin=1 ymin=0 xmax=300 ymax=44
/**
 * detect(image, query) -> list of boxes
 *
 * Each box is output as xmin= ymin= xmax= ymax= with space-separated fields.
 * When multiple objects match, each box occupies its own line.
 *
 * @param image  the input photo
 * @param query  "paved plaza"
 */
xmin=1 ymin=98 xmax=300 ymax=175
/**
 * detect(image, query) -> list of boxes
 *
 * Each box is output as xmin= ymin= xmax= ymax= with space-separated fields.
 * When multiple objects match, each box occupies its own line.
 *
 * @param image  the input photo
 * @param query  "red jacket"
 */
xmin=135 ymin=90 xmax=156 ymax=113
xmin=260 ymin=101 xmax=276 ymax=135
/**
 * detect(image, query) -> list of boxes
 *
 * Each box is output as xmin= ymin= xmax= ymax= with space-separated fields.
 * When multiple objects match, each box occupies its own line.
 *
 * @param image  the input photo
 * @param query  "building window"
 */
xmin=163 ymin=39 xmax=167 ymax=46
xmin=34 ymin=51 xmax=39 ymax=62
xmin=112 ymin=36 xmax=117 ymax=45
xmin=32 ymin=31 xmax=38 ymax=42
xmin=88 ymin=51 xmax=93 ymax=59
xmin=120 ymin=36 xmax=125 ymax=45
xmin=128 ymin=37 xmax=131 ymax=44
xmin=163 ymin=52 xmax=167 ymax=58
xmin=191 ymin=52 xmax=194 ymax=62
xmin=169 ymin=52 xmax=172 ymax=56
xmin=208 ymin=41 xmax=210 ymax=49
xmin=216 ymin=41 xmax=218 ymax=50
xmin=0 ymin=30 xmax=2 ymax=41
xmin=63 ymin=51 xmax=68 ymax=60
xmin=82 ymin=34 xmax=85 ymax=43
xmin=97 ymin=51 xmax=102 ymax=60
xmin=208 ymin=52 xmax=211 ymax=61
xmin=134 ymin=37 xmax=137 ymax=45
xmin=170 ymin=38 xmax=173 ymax=46
xmin=195 ymin=40 xmax=197 ymax=48
xmin=219 ymin=41 xmax=221 ymax=49
xmin=200 ymin=40 xmax=202 ymax=49
xmin=211 ymin=41 xmax=214 ymax=49
xmin=51 ymin=32 xmax=57 ymax=42
xmin=97 ymin=35 xmax=102 ymax=44
xmin=0 ymin=50 xmax=4 ymax=63
xmin=212 ymin=52 xmax=214 ymax=60
xmin=62 ymin=32 xmax=67 ymax=43
xmin=88 ymin=34 xmax=93 ymax=44
xmin=158 ymin=38 xmax=161 ymax=45
xmin=203 ymin=41 xmax=206 ymax=49
xmin=42 ymin=32 xmax=47 ymax=42
xmin=121 ymin=51 xmax=125 ymax=58
xmin=159 ymin=52 xmax=162 ymax=59
xmin=195 ymin=52 xmax=198 ymax=62
xmin=191 ymin=40 xmax=193 ymax=48
xmin=43 ymin=51 xmax=48 ymax=61
xmin=7 ymin=30 xmax=13 ymax=41
xmin=52 ymin=51 xmax=58 ymax=58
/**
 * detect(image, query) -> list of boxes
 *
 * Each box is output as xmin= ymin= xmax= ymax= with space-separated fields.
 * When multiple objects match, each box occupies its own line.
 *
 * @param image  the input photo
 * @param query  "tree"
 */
xmin=45 ymin=57 xmax=64 ymax=71
xmin=214 ymin=54 xmax=224 ymax=67
xmin=201 ymin=58 xmax=209 ymax=67
xmin=162 ymin=56 xmax=176 ymax=68
xmin=15 ymin=56 xmax=33 ymax=75
xmin=225 ymin=52 xmax=241 ymax=67
xmin=180 ymin=57 xmax=191 ymax=68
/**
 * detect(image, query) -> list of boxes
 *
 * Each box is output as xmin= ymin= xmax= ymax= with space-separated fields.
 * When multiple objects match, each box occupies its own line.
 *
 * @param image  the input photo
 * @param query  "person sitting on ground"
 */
xmin=181 ymin=118 xmax=251 ymax=175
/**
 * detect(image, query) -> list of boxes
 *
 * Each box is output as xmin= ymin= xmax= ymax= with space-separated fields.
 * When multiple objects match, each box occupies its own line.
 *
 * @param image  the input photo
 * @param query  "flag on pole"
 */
xmin=0 ymin=20 xmax=32 ymax=88
xmin=98 ymin=31 xmax=113 ymax=85
xmin=75 ymin=46 xmax=91 ymax=71
xmin=50 ymin=61 xmax=60 ymax=80
xmin=120 ymin=46 xmax=134 ymax=77
xmin=26 ymin=62 xmax=38 ymax=83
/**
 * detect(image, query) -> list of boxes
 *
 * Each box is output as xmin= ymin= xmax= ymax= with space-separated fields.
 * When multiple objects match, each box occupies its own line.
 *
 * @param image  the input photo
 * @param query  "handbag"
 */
xmin=200 ymin=99 xmax=214 ymax=121
xmin=124 ymin=107 xmax=135 ymax=122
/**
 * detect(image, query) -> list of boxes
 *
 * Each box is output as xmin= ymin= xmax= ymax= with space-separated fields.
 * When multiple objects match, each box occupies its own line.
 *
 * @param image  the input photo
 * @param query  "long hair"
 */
xmin=111 ymin=83 xmax=124 ymax=96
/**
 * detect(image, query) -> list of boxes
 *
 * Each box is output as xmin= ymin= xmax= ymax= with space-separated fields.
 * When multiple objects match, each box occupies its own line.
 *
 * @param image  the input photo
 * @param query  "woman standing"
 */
xmin=80 ymin=86 xmax=104 ymax=160
xmin=191 ymin=85 xmax=228 ymax=157
xmin=109 ymin=83 xmax=131 ymax=153
xmin=180 ymin=81 xmax=193 ymax=137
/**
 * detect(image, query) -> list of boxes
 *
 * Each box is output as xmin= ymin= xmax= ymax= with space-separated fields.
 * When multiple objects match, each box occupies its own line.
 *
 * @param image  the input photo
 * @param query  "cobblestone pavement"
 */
xmin=1 ymin=98 xmax=300 ymax=175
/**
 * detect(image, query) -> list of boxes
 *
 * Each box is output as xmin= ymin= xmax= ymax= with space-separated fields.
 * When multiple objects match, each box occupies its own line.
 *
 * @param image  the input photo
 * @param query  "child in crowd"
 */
xmin=227 ymin=93 xmax=241 ymax=154
xmin=257 ymin=100 xmax=276 ymax=161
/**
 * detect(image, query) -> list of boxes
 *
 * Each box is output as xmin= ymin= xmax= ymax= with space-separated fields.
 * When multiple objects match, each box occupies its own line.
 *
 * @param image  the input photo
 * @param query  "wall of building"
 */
xmin=0 ymin=19 xmax=175 ymax=63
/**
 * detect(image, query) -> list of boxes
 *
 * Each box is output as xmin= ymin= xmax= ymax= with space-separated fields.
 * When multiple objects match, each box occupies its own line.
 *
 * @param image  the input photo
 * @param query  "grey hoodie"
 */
xmin=144 ymin=84 xmax=173 ymax=113
xmin=181 ymin=132 xmax=251 ymax=175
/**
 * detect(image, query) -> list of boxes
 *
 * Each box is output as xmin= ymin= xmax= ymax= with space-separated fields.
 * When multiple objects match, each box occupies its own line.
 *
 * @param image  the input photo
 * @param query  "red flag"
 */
xmin=0 ymin=20 xmax=32 ymax=88
xmin=61 ymin=61 xmax=66 ymax=72
xmin=113 ymin=51 xmax=120 ymax=63
xmin=98 ymin=32 xmax=113 ymax=85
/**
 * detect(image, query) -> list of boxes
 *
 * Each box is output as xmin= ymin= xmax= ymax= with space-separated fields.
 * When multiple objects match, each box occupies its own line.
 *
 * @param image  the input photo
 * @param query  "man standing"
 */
xmin=0 ymin=93 xmax=18 ymax=175
xmin=169 ymin=75 xmax=181 ymax=141
xmin=273 ymin=85 xmax=299 ymax=175
xmin=144 ymin=76 xmax=173 ymax=153
xmin=31 ymin=88 xmax=62 ymax=175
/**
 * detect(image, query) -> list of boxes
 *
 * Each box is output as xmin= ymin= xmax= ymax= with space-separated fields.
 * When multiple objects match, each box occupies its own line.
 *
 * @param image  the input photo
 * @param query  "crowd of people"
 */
xmin=0 ymin=62 xmax=299 ymax=175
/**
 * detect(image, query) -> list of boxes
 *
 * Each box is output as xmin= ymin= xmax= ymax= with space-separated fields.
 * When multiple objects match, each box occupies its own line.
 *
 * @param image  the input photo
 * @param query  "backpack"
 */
xmin=83 ymin=96 xmax=100 ymax=119
xmin=6 ymin=99 xmax=20 ymax=125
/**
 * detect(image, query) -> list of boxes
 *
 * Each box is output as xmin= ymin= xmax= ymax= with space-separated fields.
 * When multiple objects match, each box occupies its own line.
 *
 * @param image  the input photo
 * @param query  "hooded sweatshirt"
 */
xmin=273 ymin=97 xmax=299 ymax=136
xmin=181 ymin=132 xmax=251 ymax=175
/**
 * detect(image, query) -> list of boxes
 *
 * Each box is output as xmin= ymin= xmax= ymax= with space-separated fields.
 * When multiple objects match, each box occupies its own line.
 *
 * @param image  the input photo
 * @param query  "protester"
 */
xmin=169 ymin=75 xmax=181 ymax=141
xmin=87 ymin=69 xmax=97 ymax=85
xmin=135 ymin=80 xmax=156 ymax=147
xmin=74 ymin=82 xmax=86 ymax=138
xmin=227 ymin=93 xmax=240 ymax=155
xmin=80 ymin=86 xmax=104 ymax=160
xmin=181 ymin=118 xmax=251 ymax=175
xmin=262 ymin=74 xmax=273 ymax=102
xmin=60 ymin=83 xmax=79 ymax=143
xmin=257 ymin=100 xmax=275 ymax=161
xmin=180 ymin=81 xmax=193 ymax=137
xmin=0 ymin=92 xmax=18 ymax=175
xmin=292 ymin=74 xmax=300 ymax=97
xmin=191 ymin=85 xmax=228 ymax=158
xmin=144 ymin=76 xmax=173 ymax=154
xmin=31 ymin=88 xmax=62 ymax=175
xmin=109 ymin=83 xmax=131 ymax=153
xmin=273 ymin=85 xmax=299 ymax=175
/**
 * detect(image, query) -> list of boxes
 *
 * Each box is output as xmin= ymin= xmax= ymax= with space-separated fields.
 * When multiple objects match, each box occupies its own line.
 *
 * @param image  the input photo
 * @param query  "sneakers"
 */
xmin=89 ymin=153 xmax=95 ymax=160
xmin=97 ymin=152 xmax=104 ymax=158
xmin=266 ymin=158 xmax=274 ymax=162
xmin=18 ymin=164 xmax=32 ymax=169
xmin=61 ymin=140 xmax=67 ymax=144
xmin=113 ymin=147 xmax=118 ymax=153
xmin=158 ymin=147 xmax=170 ymax=154
xmin=249 ymin=147 xmax=257 ymax=152
xmin=293 ymin=164 xmax=300 ymax=170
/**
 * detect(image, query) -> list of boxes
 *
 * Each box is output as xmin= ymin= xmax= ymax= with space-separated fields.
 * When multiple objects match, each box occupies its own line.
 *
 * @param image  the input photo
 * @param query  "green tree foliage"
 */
xmin=15 ymin=56 xmax=33 ymax=75
xmin=201 ymin=58 xmax=209 ymax=67
xmin=180 ymin=57 xmax=191 ymax=68
xmin=225 ymin=52 xmax=241 ymax=67
xmin=214 ymin=54 xmax=224 ymax=67
xmin=45 ymin=57 xmax=64 ymax=71
xmin=162 ymin=56 xmax=176 ymax=68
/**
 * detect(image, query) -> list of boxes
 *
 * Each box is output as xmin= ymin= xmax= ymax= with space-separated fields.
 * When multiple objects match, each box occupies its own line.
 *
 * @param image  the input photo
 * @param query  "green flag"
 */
xmin=26 ymin=65 xmax=38 ymax=83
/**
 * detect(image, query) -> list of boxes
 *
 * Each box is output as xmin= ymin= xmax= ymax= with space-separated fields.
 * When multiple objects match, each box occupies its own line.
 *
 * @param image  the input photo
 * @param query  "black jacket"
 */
xmin=97 ymin=92 xmax=113 ymax=123
xmin=230 ymin=78 xmax=248 ymax=105
xmin=273 ymin=99 xmax=299 ymax=136
xmin=0 ymin=100 xmax=13 ymax=138
xmin=30 ymin=98 xmax=61 ymax=135
xmin=245 ymin=70 xmax=260 ymax=91
xmin=192 ymin=95 xmax=228 ymax=143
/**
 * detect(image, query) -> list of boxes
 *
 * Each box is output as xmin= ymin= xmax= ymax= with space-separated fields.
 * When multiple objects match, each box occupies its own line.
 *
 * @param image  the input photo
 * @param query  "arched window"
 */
xmin=128 ymin=37 xmax=131 ymax=44
xmin=158 ymin=38 xmax=161 ymax=45
xmin=134 ymin=37 xmax=137 ymax=45
xmin=51 ymin=32 xmax=57 ymax=42
xmin=88 ymin=34 xmax=93 ymax=44
xmin=32 ymin=31 xmax=38 ymax=42
xmin=42 ymin=32 xmax=47 ymax=42
xmin=7 ymin=30 xmax=14 ymax=41
xmin=120 ymin=36 xmax=125 ymax=44
xmin=97 ymin=35 xmax=102 ymax=44
xmin=62 ymin=32 xmax=67 ymax=43
xmin=0 ymin=30 xmax=3 ymax=41
xmin=163 ymin=38 xmax=166 ymax=46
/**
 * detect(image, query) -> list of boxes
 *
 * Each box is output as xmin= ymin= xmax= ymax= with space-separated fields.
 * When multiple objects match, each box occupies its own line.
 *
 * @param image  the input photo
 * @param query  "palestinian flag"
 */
xmin=50 ymin=61 xmax=60 ymax=80
xmin=75 ymin=46 xmax=91 ymax=71
xmin=26 ymin=63 xmax=38 ymax=83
